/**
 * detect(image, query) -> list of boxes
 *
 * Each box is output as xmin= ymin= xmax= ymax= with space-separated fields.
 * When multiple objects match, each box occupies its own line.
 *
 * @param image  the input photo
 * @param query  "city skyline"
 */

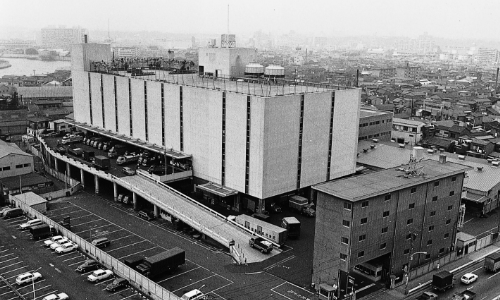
xmin=2 ymin=0 xmax=500 ymax=41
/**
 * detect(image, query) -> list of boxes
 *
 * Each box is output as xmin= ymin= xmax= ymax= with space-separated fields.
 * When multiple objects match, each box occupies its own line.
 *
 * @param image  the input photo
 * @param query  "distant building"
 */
xmin=358 ymin=109 xmax=393 ymax=142
xmin=312 ymin=157 xmax=468 ymax=289
xmin=477 ymin=48 xmax=498 ymax=65
xmin=198 ymin=47 xmax=257 ymax=78
xmin=41 ymin=26 xmax=87 ymax=49
xmin=115 ymin=47 xmax=138 ymax=58
xmin=370 ymin=68 xmax=396 ymax=79
xmin=396 ymin=66 xmax=422 ymax=81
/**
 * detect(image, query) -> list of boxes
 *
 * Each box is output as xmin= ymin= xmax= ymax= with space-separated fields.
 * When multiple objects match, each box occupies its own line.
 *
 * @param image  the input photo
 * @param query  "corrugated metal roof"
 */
xmin=17 ymin=86 xmax=72 ymax=98
xmin=0 ymin=139 xmax=31 ymax=159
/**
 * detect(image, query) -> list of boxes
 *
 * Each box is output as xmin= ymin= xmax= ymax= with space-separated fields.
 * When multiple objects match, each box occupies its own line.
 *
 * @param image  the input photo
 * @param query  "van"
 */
xmin=3 ymin=208 xmax=23 ymax=219
xmin=181 ymin=289 xmax=205 ymax=300
xmin=91 ymin=237 xmax=110 ymax=248
xmin=137 ymin=211 xmax=154 ymax=221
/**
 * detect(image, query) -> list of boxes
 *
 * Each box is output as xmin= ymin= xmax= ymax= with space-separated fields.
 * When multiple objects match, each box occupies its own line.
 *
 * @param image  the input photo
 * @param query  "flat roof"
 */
xmin=197 ymin=182 xmax=238 ymax=197
xmin=314 ymin=159 xmax=469 ymax=202
xmin=12 ymin=192 xmax=47 ymax=206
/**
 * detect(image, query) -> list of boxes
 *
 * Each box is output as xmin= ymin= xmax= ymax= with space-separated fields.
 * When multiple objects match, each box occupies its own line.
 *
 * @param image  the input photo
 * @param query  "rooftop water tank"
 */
xmin=245 ymin=63 xmax=264 ymax=76
xmin=264 ymin=65 xmax=285 ymax=78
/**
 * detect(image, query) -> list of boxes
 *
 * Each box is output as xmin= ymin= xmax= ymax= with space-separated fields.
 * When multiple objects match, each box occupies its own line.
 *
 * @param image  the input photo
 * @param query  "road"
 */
xmin=408 ymin=258 xmax=500 ymax=300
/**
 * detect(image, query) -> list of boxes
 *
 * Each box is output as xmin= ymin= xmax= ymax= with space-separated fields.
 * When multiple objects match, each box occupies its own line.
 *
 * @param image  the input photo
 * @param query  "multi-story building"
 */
xmin=396 ymin=66 xmax=422 ymax=81
xmin=370 ymin=68 xmax=396 ymax=79
xmin=358 ymin=109 xmax=393 ymax=142
xmin=115 ymin=47 xmax=138 ymax=58
xmin=71 ymin=42 xmax=361 ymax=210
xmin=312 ymin=157 xmax=468 ymax=291
xmin=476 ymin=48 xmax=498 ymax=66
xmin=392 ymin=118 xmax=426 ymax=145
xmin=41 ymin=26 xmax=87 ymax=49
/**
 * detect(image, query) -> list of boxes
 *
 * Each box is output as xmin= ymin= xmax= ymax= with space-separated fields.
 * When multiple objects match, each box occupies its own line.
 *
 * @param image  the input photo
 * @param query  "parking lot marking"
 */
xmin=0 ymin=290 xmax=14 ymax=297
xmin=74 ymin=224 xmax=110 ymax=234
xmin=31 ymin=290 xmax=58 ymax=300
xmin=71 ymin=219 xmax=103 ymax=227
xmin=109 ymin=234 xmax=133 ymax=242
xmin=56 ymin=251 xmax=78 ymax=258
xmin=157 ymin=266 xmax=202 ymax=283
xmin=46 ymin=205 xmax=74 ymax=212
xmin=0 ymin=249 xmax=8 ymax=253
xmin=70 ymin=213 xmax=95 ymax=220
xmin=1 ymin=266 xmax=27 ymax=276
xmin=107 ymin=240 xmax=147 ymax=252
xmin=62 ymin=255 xmax=83 ymax=262
xmin=0 ymin=253 xmax=14 ymax=259
xmin=172 ymin=275 xmax=216 ymax=293
xmin=68 ymin=260 xmax=87 ymax=267
xmin=121 ymin=293 xmax=139 ymax=300
xmin=0 ymin=256 xmax=19 ymax=264
xmin=95 ymin=278 xmax=115 ymax=286
xmin=54 ymin=268 xmax=62 ymax=273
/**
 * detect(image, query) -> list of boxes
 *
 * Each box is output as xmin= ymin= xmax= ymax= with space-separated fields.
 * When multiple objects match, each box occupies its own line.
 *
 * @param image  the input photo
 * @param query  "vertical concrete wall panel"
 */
xmin=225 ymin=93 xmax=248 ymax=192
xmin=72 ymin=70 xmax=90 ymax=124
xmin=115 ymin=76 xmax=130 ymax=137
xmin=131 ymin=79 xmax=146 ymax=141
xmin=90 ymin=72 xmax=103 ymax=128
xmin=147 ymin=81 xmax=162 ymax=146
xmin=102 ymin=74 xmax=115 ymax=131
xmin=164 ymin=84 xmax=180 ymax=150
xmin=248 ymin=97 xmax=265 ymax=198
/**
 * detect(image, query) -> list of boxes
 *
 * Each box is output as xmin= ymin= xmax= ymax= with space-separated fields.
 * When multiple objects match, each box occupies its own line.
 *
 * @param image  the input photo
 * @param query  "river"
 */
xmin=0 ymin=58 xmax=71 ymax=77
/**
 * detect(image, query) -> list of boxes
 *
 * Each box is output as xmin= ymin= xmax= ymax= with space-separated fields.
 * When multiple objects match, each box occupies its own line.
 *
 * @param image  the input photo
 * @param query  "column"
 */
xmin=113 ymin=182 xmax=117 ymax=201
xmin=94 ymin=175 xmax=99 ymax=194
xmin=154 ymin=205 xmax=160 ymax=218
xmin=80 ymin=169 xmax=85 ymax=188
xmin=54 ymin=158 xmax=58 ymax=172
xmin=258 ymin=198 xmax=266 ymax=213
xmin=133 ymin=192 xmax=137 ymax=210
xmin=66 ymin=162 xmax=71 ymax=178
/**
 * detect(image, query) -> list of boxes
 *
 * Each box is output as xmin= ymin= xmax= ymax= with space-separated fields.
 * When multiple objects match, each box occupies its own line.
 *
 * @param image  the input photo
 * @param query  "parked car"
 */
xmin=50 ymin=237 xmax=70 ymax=250
xmin=91 ymin=237 xmax=110 ymax=248
xmin=122 ymin=195 xmax=130 ymax=205
xmin=42 ymin=293 xmax=69 ymax=300
xmin=19 ymin=219 xmax=43 ymax=230
xmin=105 ymin=278 xmax=129 ymax=292
xmin=461 ymin=273 xmax=478 ymax=284
xmin=76 ymin=259 xmax=100 ymax=273
xmin=122 ymin=167 xmax=136 ymax=176
xmin=16 ymin=272 xmax=42 ymax=286
xmin=137 ymin=210 xmax=155 ymax=221
xmin=0 ymin=206 xmax=13 ymax=217
xmin=249 ymin=237 xmax=273 ymax=254
xmin=55 ymin=242 xmax=78 ymax=254
xmin=55 ymin=146 xmax=66 ymax=154
xmin=87 ymin=269 xmax=113 ymax=282
xmin=416 ymin=291 xmax=438 ymax=300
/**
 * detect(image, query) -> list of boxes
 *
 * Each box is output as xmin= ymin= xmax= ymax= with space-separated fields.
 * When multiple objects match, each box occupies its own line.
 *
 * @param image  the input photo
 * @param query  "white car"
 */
xmin=50 ymin=237 xmax=70 ymax=250
xmin=42 ymin=293 xmax=69 ymax=300
xmin=16 ymin=272 xmax=42 ymax=286
xmin=44 ymin=235 xmax=64 ymax=247
xmin=87 ymin=269 xmax=113 ymax=282
xmin=461 ymin=273 xmax=478 ymax=284
xmin=55 ymin=242 xmax=77 ymax=254
xmin=19 ymin=219 xmax=43 ymax=230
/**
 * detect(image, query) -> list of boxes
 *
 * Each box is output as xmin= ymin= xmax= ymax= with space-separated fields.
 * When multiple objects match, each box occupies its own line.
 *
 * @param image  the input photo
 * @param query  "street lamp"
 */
xmin=32 ymin=266 xmax=42 ymax=300
xmin=404 ymin=251 xmax=427 ymax=295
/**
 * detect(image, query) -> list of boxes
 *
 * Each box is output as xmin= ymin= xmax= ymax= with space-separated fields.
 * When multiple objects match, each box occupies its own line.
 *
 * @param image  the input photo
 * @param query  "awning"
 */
xmin=463 ymin=193 xmax=488 ymax=203
xmin=197 ymin=182 xmax=238 ymax=197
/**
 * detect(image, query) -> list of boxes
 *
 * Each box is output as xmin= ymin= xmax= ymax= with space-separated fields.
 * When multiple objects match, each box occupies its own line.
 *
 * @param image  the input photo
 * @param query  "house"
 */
xmin=0 ymin=139 xmax=34 ymax=179
xmin=392 ymin=118 xmax=426 ymax=145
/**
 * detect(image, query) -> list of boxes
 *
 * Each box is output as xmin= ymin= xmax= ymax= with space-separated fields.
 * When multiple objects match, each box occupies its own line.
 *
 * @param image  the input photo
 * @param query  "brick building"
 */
xmin=312 ymin=157 xmax=468 ymax=291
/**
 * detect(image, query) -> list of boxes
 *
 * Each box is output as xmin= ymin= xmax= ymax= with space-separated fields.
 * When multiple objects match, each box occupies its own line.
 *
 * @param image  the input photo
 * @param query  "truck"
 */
xmin=136 ymin=247 xmax=185 ymax=278
xmin=61 ymin=135 xmax=83 ymax=145
xmin=82 ymin=150 xmax=95 ymax=162
xmin=67 ymin=147 xmax=84 ymax=157
xmin=288 ymin=195 xmax=316 ymax=217
xmin=432 ymin=270 xmax=454 ymax=292
xmin=30 ymin=224 xmax=55 ymax=240
xmin=108 ymin=144 xmax=130 ymax=158
xmin=484 ymin=252 xmax=500 ymax=272
xmin=450 ymin=290 xmax=476 ymax=300
xmin=281 ymin=217 xmax=301 ymax=238
xmin=93 ymin=155 xmax=111 ymax=170
xmin=116 ymin=154 xmax=140 ymax=165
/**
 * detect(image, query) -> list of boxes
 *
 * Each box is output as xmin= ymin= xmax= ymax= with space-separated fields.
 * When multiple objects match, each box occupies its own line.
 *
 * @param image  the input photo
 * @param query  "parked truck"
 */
xmin=108 ymin=144 xmax=130 ymax=158
xmin=136 ymin=248 xmax=185 ymax=278
xmin=82 ymin=150 xmax=95 ymax=162
xmin=281 ymin=217 xmax=301 ymax=238
xmin=30 ymin=224 xmax=55 ymax=240
xmin=288 ymin=195 xmax=316 ymax=217
xmin=484 ymin=252 xmax=500 ymax=272
xmin=116 ymin=154 xmax=140 ymax=165
xmin=61 ymin=135 xmax=83 ymax=145
xmin=93 ymin=155 xmax=111 ymax=170
xmin=450 ymin=290 xmax=476 ymax=300
xmin=432 ymin=270 xmax=454 ymax=292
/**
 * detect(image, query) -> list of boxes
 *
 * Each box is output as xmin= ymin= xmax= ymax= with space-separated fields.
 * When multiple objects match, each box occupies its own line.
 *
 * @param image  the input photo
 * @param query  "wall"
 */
xmin=358 ymin=110 xmax=393 ymax=142
xmin=0 ymin=153 xmax=34 ymax=178
xmin=131 ymin=79 xmax=146 ymax=141
xmin=163 ymin=84 xmax=180 ymax=150
xmin=90 ymin=72 xmax=103 ymax=127
xmin=146 ymin=81 xmax=163 ymax=146
xmin=116 ymin=76 xmax=130 ymax=136
xmin=72 ymin=70 xmax=90 ymax=124
xmin=102 ymin=74 xmax=116 ymax=132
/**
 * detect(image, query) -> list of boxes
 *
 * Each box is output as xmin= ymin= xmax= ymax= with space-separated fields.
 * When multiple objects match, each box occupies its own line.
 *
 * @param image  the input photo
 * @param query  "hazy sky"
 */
xmin=2 ymin=0 xmax=500 ymax=39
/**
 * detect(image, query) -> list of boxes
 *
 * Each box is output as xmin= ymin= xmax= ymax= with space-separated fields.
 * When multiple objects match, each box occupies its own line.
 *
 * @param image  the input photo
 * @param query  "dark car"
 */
xmin=75 ymin=259 xmax=100 ymax=273
xmin=105 ymin=278 xmax=129 ymax=292
xmin=55 ymin=146 xmax=67 ymax=154
xmin=137 ymin=211 xmax=155 ymax=221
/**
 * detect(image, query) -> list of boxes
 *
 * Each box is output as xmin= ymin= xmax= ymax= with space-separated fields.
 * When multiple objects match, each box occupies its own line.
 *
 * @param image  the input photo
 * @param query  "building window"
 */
xmin=383 ymin=211 xmax=390 ymax=217
xmin=359 ymin=234 xmax=366 ymax=242
xmin=343 ymin=220 xmax=350 ymax=227
xmin=407 ymin=218 xmax=413 ymax=225
xmin=385 ymin=194 xmax=391 ymax=201
xmin=3 ymin=166 xmax=10 ymax=171
xmin=449 ymin=191 xmax=455 ymax=196
xmin=362 ymin=201 xmax=369 ymax=208
xmin=358 ymin=251 xmax=364 ymax=258
xmin=446 ymin=219 xmax=451 ymax=225
xmin=444 ymin=233 xmax=450 ymax=238
xmin=340 ymin=253 xmax=347 ymax=261
xmin=344 ymin=202 xmax=352 ymax=210
xmin=439 ymin=248 xmax=445 ymax=254
xmin=381 ymin=227 xmax=388 ymax=234
xmin=361 ymin=218 xmax=367 ymax=225
xmin=380 ymin=243 xmax=386 ymax=250
xmin=452 ymin=176 xmax=457 ymax=182
xmin=341 ymin=237 xmax=349 ymax=245
xmin=432 ymin=196 xmax=438 ymax=202
xmin=427 ymin=240 xmax=433 ymax=246
xmin=404 ymin=249 xmax=410 ymax=255
xmin=23 ymin=163 xmax=30 ymax=168
xmin=430 ymin=211 xmax=436 ymax=217
xmin=409 ymin=203 xmax=415 ymax=209
xmin=411 ymin=187 xmax=416 ymax=194
xmin=429 ymin=225 xmax=435 ymax=231
xmin=425 ymin=254 xmax=431 ymax=259
xmin=15 ymin=164 xmax=23 ymax=169
xmin=434 ymin=181 xmax=440 ymax=187
xmin=448 ymin=205 xmax=453 ymax=210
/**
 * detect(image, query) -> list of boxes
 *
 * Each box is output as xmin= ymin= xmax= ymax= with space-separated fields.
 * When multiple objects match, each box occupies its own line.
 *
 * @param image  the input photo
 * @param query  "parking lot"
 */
xmin=0 ymin=212 xmax=143 ymax=300
xmin=45 ymin=201 xmax=233 ymax=298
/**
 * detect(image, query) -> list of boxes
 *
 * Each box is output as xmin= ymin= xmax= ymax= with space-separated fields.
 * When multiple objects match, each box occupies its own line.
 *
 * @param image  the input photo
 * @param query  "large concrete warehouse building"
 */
xmin=71 ymin=42 xmax=361 ymax=208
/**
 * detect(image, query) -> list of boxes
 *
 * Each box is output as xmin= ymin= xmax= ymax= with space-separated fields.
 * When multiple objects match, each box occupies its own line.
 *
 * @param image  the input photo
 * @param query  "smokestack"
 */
xmin=84 ymin=34 xmax=88 ymax=43
xmin=439 ymin=154 xmax=447 ymax=164
xmin=412 ymin=146 xmax=424 ymax=159
xmin=356 ymin=69 xmax=359 ymax=87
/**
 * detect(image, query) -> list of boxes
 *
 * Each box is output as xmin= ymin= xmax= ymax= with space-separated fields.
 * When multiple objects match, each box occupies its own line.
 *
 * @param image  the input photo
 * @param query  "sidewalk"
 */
xmin=369 ymin=241 xmax=500 ymax=299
